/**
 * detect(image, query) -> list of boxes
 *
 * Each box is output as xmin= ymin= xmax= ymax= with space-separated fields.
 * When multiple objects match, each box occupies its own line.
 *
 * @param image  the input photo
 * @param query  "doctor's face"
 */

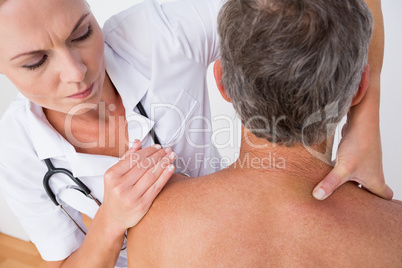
xmin=0 ymin=0 xmax=105 ymax=114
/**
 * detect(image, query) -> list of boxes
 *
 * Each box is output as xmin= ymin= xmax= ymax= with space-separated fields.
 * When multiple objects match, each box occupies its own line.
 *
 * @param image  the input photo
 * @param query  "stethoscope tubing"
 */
xmin=43 ymin=158 xmax=93 ymax=206
xmin=136 ymin=102 xmax=161 ymax=146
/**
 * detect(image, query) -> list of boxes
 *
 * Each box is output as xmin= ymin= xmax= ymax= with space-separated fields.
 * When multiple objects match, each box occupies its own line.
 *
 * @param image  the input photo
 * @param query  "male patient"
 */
xmin=127 ymin=0 xmax=402 ymax=266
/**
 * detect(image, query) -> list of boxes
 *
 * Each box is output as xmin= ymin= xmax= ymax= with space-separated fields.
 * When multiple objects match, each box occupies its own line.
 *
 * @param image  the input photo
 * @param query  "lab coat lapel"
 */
xmin=104 ymin=45 xmax=155 ymax=147
xmin=104 ymin=45 xmax=149 ymax=111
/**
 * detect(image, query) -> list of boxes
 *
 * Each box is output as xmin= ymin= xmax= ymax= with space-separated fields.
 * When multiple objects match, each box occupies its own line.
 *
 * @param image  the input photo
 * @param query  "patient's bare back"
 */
xmin=127 ymin=170 xmax=402 ymax=267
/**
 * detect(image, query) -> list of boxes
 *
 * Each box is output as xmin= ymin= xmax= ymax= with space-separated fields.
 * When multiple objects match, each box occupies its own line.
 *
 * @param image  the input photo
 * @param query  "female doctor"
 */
xmin=0 ymin=0 xmax=392 ymax=267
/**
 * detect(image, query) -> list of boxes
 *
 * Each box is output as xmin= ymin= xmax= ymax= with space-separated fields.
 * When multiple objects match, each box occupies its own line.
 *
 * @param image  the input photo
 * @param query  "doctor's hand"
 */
xmin=102 ymin=140 xmax=176 ymax=233
xmin=312 ymin=113 xmax=393 ymax=201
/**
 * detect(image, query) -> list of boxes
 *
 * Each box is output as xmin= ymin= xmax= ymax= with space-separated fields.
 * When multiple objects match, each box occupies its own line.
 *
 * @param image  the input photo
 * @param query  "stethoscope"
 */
xmin=43 ymin=102 xmax=161 ymax=245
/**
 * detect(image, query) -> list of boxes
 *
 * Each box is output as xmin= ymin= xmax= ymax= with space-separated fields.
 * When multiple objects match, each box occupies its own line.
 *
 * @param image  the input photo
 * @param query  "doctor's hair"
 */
xmin=217 ymin=0 xmax=373 ymax=146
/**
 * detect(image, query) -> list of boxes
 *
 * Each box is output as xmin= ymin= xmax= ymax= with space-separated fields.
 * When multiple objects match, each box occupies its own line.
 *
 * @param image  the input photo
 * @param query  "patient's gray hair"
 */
xmin=217 ymin=0 xmax=373 ymax=146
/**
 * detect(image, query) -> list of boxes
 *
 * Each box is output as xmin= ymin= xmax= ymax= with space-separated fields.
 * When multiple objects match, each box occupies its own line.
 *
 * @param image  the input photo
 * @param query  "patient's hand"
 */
xmin=312 ymin=114 xmax=393 ymax=201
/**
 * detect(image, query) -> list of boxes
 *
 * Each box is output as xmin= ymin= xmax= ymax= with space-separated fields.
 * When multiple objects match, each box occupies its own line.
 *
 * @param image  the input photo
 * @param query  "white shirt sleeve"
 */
xmin=104 ymin=0 xmax=224 ymax=68
xmin=146 ymin=0 xmax=223 ymax=66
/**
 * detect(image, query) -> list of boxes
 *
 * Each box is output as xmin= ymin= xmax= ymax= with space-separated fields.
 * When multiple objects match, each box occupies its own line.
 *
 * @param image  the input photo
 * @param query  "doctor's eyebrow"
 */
xmin=10 ymin=13 xmax=91 ymax=61
xmin=70 ymin=13 xmax=90 ymax=35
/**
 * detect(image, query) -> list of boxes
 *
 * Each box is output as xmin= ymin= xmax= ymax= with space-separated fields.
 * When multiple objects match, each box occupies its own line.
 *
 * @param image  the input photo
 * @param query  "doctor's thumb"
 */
xmin=312 ymin=167 xmax=349 ymax=201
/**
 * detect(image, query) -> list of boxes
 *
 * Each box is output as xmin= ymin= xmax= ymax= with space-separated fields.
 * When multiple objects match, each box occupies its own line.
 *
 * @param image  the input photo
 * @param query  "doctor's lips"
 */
xmin=67 ymin=83 xmax=94 ymax=99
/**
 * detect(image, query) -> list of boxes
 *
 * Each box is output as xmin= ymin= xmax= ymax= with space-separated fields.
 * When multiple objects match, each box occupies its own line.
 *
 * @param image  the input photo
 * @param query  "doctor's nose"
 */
xmin=59 ymin=49 xmax=87 ymax=83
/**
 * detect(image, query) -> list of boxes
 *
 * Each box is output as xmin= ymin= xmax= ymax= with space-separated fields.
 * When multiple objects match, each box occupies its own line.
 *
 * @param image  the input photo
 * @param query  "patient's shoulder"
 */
xmin=127 ymin=170 xmax=268 ymax=266
xmin=293 ymin=184 xmax=402 ymax=265
xmin=392 ymin=199 xmax=402 ymax=206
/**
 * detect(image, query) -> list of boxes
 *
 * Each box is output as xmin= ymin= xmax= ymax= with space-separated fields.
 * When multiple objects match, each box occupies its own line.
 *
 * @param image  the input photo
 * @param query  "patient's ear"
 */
xmin=213 ymin=60 xmax=231 ymax=103
xmin=351 ymin=64 xmax=370 ymax=106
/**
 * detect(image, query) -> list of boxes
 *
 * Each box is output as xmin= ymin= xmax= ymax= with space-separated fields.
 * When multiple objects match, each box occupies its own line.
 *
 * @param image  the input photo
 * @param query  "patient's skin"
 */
xmin=127 ymin=128 xmax=402 ymax=267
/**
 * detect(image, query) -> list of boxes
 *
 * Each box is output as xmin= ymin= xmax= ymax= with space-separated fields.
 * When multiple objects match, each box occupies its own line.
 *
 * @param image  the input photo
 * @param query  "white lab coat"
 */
xmin=0 ymin=0 xmax=223 ymax=266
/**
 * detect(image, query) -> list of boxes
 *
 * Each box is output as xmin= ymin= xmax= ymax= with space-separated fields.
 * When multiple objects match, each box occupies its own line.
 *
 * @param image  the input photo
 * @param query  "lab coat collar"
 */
xmin=26 ymin=98 xmax=66 ymax=161
xmin=27 ymin=102 xmax=118 ymax=178
xmin=25 ymin=97 xmax=152 ymax=179
xmin=26 ymin=99 xmax=115 ymax=178
xmin=27 ymin=101 xmax=155 ymax=179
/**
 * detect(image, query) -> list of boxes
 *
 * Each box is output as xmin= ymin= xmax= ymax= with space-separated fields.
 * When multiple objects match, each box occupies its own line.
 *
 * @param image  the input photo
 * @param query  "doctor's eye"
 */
xmin=23 ymin=55 xmax=48 ymax=71
xmin=72 ymin=25 xmax=93 ymax=43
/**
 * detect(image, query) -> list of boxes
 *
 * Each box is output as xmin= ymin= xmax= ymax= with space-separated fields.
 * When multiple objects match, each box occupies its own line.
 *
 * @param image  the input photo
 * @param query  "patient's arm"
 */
xmin=313 ymin=0 xmax=393 ymax=200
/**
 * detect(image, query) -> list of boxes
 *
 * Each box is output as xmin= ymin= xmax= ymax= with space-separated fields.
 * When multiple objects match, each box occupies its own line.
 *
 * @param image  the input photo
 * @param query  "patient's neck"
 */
xmin=232 ymin=127 xmax=333 ymax=184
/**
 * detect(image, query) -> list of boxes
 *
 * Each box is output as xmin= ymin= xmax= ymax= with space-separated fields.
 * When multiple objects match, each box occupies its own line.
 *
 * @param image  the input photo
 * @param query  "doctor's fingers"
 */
xmin=121 ymin=139 xmax=142 ymax=159
xmin=140 ymin=163 xmax=175 ymax=209
xmin=106 ymin=143 xmax=162 ymax=177
xmin=129 ymin=150 xmax=177 ymax=201
xmin=121 ymin=147 xmax=175 ymax=188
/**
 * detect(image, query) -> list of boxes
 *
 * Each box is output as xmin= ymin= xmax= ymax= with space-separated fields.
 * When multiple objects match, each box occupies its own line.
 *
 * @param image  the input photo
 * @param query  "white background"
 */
xmin=0 ymin=0 xmax=400 ymax=240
